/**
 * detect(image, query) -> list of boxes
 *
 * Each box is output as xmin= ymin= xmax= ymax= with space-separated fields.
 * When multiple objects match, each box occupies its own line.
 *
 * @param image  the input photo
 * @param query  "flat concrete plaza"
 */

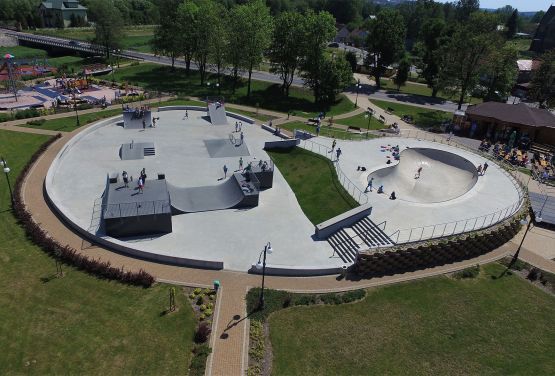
xmin=46 ymin=108 xmax=522 ymax=272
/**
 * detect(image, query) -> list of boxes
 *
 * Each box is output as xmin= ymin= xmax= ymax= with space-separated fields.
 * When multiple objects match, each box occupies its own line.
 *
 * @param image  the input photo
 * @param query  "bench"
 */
xmin=378 ymin=115 xmax=386 ymax=123
xmin=386 ymin=107 xmax=395 ymax=114
xmin=347 ymin=126 xmax=362 ymax=133
xmin=306 ymin=118 xmax=320 ymax=125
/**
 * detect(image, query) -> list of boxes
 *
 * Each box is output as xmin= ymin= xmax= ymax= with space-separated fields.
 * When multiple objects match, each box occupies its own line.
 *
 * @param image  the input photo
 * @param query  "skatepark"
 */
xmin=44 ymin=103 xmax=523 ymax=274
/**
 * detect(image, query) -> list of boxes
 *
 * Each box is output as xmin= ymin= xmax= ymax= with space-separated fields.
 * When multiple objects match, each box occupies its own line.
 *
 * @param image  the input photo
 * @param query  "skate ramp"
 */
xmin=168 ymin=173 xmax=258 ymax=213
xmin=123 ymin=110 xmax=152 ymax=129
xmin=208 ymin=102 xmax=228 ymax=125
xmin=368 ymin=148 xmax=478 ymax=203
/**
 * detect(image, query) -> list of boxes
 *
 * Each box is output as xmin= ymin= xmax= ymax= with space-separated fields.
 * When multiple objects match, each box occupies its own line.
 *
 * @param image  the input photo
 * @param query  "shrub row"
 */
xmin=453 ymin=264 xmax=480 ymax=279
xmin=12 ymin=134 xmax=155 ymax=287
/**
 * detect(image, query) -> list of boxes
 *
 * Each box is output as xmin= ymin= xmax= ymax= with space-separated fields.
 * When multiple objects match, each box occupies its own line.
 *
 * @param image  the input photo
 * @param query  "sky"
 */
xmin=434 ymin=0 xmax=553 ymax=12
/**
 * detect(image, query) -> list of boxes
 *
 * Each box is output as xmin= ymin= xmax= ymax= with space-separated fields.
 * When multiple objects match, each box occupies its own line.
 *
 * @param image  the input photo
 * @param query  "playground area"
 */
xmin=44 ymin=106 xmax=523 ymax=274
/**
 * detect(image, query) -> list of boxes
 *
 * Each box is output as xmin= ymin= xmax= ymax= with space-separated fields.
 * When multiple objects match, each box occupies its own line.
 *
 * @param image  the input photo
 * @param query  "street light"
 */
xmin=72 ymin=89 xmax=80 ymax=127
xmin=255 ymin=242 xmax=273 ymax=309
xmin=365 ymin=108 xmax=374 ymax=139
xmin=354 ymin=80 xmax=362 ymax=108
xmin=216 ymin=82 xmax=220 ymax=96
xmin=1 ymin=157 xmax=14 ymax=208
xmin=507 ymin=206 xmax=542 ymax=271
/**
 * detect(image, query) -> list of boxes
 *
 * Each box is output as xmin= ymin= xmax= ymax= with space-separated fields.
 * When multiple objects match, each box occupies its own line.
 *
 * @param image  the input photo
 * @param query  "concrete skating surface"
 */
xmin=367 ymin=148 xmax=478 ymax=203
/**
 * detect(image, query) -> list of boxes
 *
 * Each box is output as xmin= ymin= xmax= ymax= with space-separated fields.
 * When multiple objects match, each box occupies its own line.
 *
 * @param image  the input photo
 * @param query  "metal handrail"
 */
xmin=297 ymin=138 xmax=369 ymax=205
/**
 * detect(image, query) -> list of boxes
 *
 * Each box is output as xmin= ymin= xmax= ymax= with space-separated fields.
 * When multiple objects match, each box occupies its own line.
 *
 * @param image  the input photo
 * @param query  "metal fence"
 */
xmin=297 ymin=138 xmax=369 ymax=205
xmin=103 ymin=200 xmax=171 ymax=219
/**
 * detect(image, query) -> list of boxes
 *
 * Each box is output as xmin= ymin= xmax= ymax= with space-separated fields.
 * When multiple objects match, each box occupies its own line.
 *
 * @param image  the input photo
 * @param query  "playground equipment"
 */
xmin=0 ymin=54 xmax=19 ymax=101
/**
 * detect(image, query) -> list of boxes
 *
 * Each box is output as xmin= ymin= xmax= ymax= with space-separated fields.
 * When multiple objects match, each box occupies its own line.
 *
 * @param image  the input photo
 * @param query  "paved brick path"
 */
xmin=5 ymin=94 xmax=553 ymax=375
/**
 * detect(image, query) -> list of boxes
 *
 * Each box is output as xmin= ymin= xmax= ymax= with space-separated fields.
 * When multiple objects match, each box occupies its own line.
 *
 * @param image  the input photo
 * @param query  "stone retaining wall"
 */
xmin=354 ymin=214 xmax=524 ymax=277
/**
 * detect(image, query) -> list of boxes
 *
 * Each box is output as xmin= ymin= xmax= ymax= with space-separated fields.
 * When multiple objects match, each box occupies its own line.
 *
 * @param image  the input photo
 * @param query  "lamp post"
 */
xmin=216 ymin=82 xmax=220 ymax=96
xmin=354 ymin=80 xmax=362 ymax=108
xmin=365 ymin=108 xmax=374 ymax=139
xmin=255 ymin=242 xmax=273 ymax=309
xmin=72 ymin=89 xmax=80 ymax=127
xmin=508 ymin=206 xmax=542 ymax=270
xmin=1 ymin=157 xmax=14 ymax=208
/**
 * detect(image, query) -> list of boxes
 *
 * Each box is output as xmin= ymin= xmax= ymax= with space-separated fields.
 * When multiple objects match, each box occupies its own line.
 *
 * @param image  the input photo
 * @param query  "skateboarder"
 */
xmin=477 ymin=164 xmax=483 ymax=175
xmin=235 ymin=122 xmax=239 ymax=132
xmin=142 ymin=119 xmax=146 ymax=130
xmin=138 ymin=177 xmax=144 ymax=194
xmin=240 ymin=131 xmax=244 ymax=145
xmin=185 ymin=110 xmax=188 ymax=119
xmin=239 ymin=157 xmax=243 ymax=170
xmin=122 ymin=171 xmax=129 ymax=188
xmin=330 ymin=138 xmax=337 ymax=154
xmin=415 ymin=166 xmax=422 ymax=179
xmin=377 ymin=185 xmax=384 ymax=194
xmin=316 ymin=122 xmax=321 ymax=136
xmin=389 ymin=191 xmax=396 ymax=200
xmin=223 ymin=164 xmax=228 ymax=178
xmin=482 ymin=162 xmax=489 ymax=175
xmin=336 ymin=147 xmax=342 ymax=161
xmin=365 ymin=177 xmax=374 ymax=192
xmin=152 ymin=117 xmax=157 ymax=128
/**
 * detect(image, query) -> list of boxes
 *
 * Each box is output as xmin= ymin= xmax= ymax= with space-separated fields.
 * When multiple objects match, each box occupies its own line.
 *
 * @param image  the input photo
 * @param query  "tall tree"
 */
xmin=394 ymin=54 xmax=411 ymax=90
xmin=177 ymin=1 xmax=197 ymax=74
xmin=414 ymin=17 xmax=445 ymax=97
xmin=455 ymin=0 xmax=479 ymax=21
xmin=318 ymin=55 xmax=353 ymax=104
xmin=529 ymin=50 xmax=555 ymax=109
xmin=226 ymin=5 xmax=246 ymax=93
xmin=481 ymin=41 xmax=518 ymax=101
xmin=151 ymin=0 xmax=181 ymax=69
xmin=90 ymin=0 xmax=124 ymax=58
xmin=209 ymin=3 xmax=229 ymax=91
xmin=300 ymin=10 xmax=336 ymax=103
xmin=239 ymin=0 xmax=274 ymax=97
xmin=531 ymin=11 xmax=545 ymax=24
xmin=438 ymin=12 xmax=497 ymax=109
xmin=268 ymin=11 xmax=306 ymax=97
xmin=365 ymin=9 xmax=406 ymax=89
xmin=505 ymin=9 xmax=518 ymax=39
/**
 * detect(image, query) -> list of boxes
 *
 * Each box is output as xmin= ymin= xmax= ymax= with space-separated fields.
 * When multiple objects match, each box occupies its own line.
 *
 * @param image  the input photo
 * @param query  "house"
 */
xmin=530 ymin=5 xmax=555 ymax=53
xmin=516 ymin=59 xmax=541 ymax=83
xmin=334 ymin=24 xmax=350 ymax=44
xmin=463 ymin=102 xmax=555 ymax=145
xmin=38 ymin=0 xmax=88 ymax=28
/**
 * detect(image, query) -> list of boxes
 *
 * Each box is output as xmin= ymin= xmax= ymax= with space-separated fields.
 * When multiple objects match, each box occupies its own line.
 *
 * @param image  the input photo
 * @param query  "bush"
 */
xmin=294 ymin=295 xmax=317 ymax=306
xmin=26 ymin=119 xmax=46 ymax=126
xmin=320 ymin=293 xmax=343 ymax=305
xmin=196 ymin=295 xmax=204 ymax=305
xmin=189 ymin=344 xmax=211 ymax=376
xmin=453 ymin=265 xmax=480 ymax=279
xmin=193 ymin=288 xmax=201 ymax=295
xmin=527 ymin=268 xmax=540 ymax=281
xmin=204 ymin=308 xmax=213 ymax=317
xmin=194 ymin=322 xmax=211 ymax=344
xmin=14 ymin=108 xmax=40 ymax=120
xmin=77 ymin=103 xmax=94 ymax=110
xmin=341 ymin=289 xmax=365 ymax=303
xmin=282 ymin=294 xmax=292 ymax=308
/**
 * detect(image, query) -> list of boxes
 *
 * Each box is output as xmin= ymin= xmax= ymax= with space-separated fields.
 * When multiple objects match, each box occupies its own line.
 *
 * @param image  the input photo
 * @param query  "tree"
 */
xmin=414 ymin=18 xmax=445 ymax=97
xmin=226 ymin=5 xmax=246 ymax=93
xmin=394 ymin=54 xmax=411 ymax=90
xmin=90 ymin=0 xmax=124 ymax=58
xmin=209 ymin=4 xmax=229 ymax=91
xmin=531 ymin=11 xmax=545 ymax=24
xmin=324 ymin=0 xmax=362 ymax=25
xmin=437 ymin=12 xmax=497 ymax=109
xmin=506 ymin=9 xmax=518 ymax=39
xmin=300 ymin=10 xmax=337 ymax=103
xmin=455 ymin=0 xmax=479 ymax=21
xmin=481 ymin=41 xmax=518 ymax=101
xmin=345 ymin=51 xmax=358 ymax=73
xmin=238 ymin=0 xmax=274 ymax=97
xmin=318 ymin=55 xmax=353 ymax=104
xmin=268 ymin=11 xmax=306 ymax=97
xmin=177 ymin=1 xmax=197 ymax=74
xmin=365 ymin=9 xmax=406 ymax=89
xmin=151 ymin=0 xmax=181 ymax=69
xmin=529 ymin=50 xmax=555 ymax=109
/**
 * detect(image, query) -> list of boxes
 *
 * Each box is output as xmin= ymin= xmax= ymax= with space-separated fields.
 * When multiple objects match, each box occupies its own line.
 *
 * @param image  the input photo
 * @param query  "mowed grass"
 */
xmin=267 ymin=148 xmax=358 ymax=224
xmin=0 ymin=45 xmax=48 ymax=58
xmin=370 ymin=99 xmax=452 ymax=129
xmin=32 ymin=26 xmax=156 ymax=53
xmin=269 ymin=263 xmax=555 ymax=375
xmin=335 ymin=112 xmax=387 ymax=131
xmin=99 ymin=63 xmax=353 ymax=118
xmin=379 ymin=78 xmax=483 ymax=104
xmin=279 ymin=121 xmax=376 ymax=140
xmin=0 ymin=130 xmax=197 ymax=374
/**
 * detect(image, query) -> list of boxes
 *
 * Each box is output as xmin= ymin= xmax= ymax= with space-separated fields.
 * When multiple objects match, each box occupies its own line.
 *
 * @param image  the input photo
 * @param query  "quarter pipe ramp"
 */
xmin=208 ymin=102 xmax=228 ymax=125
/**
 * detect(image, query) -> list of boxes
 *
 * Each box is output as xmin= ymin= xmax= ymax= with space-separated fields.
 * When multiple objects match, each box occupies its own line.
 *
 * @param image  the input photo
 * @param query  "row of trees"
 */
xmin=364 ymin=2 xmax=526 ymax=109
xmin=151 ymin=0 xmax=352 ymax=103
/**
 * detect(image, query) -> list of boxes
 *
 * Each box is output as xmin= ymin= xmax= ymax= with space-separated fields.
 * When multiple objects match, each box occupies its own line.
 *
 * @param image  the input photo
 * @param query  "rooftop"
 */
xmin=465 ymin=102 xmax=555 ymax=129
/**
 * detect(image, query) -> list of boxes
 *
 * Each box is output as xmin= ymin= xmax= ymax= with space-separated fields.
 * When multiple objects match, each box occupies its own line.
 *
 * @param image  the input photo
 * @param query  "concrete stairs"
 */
xmin=327 ymin=217 xmax=393 ymax=263
xmin=143 ymin=146 xmax=156 ymax=157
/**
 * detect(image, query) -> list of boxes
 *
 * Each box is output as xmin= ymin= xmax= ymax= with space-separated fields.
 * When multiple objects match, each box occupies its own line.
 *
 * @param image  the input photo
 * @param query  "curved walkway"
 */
xmin=8 ymin=95 xmax=553 ymax=375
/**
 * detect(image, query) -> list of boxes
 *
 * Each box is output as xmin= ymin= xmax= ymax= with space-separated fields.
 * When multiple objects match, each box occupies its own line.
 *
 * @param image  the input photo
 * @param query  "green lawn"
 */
xmin=267 ymin=148 xmax=358 ymax=224
xmin=98 ymin=63 xmax=353 ymax=118
xmin=0 ymin=130 xmax=197 ymax=374
xmin=22 ymin=108 xmax=122 ymax=132
xmin=279 ymin=121 xmax=375 ymax=141
xmin=269 ymin=263 xmax=555 ymax=375
xmin=370 ymin=99 xmax=452 ymax=130
xmin=379 ymin=79 xmax=483 ymax=105
xmin=0 ymin=45 xmax=47 ymax=59
xmin=335 ymin=112 xmax=387 ymax=131
xmin=226 ymin=106 xmax=278 ymax=122
xmin=32 ymin=26 xmax=156 ymax=53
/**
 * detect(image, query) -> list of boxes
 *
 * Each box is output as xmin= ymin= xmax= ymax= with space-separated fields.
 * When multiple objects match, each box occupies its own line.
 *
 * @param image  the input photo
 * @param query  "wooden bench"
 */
xmin=378 ymin=115 xmax=386 ymax=123
xmin=347 ymin=126 xmax=362 ymax=133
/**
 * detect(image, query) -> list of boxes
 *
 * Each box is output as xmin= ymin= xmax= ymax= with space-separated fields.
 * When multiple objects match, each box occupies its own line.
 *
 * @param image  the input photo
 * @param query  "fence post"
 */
xmin=408 ymin=228 xmax=414 ymax=242
xmin=420 ymin=227 xmax=424 ymax=241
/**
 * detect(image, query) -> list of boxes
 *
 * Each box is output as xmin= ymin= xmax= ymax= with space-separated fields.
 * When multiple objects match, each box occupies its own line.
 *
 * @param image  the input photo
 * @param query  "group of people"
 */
xmin=125 ymin=104 xmax=150 ymax=120
xmin=477 ymin=162 xmax=489 ymax=176
xmin=364 ymin=177 xmax=396 ymax=200
xmin=121 ymin=168 xmax=147 ymax=193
